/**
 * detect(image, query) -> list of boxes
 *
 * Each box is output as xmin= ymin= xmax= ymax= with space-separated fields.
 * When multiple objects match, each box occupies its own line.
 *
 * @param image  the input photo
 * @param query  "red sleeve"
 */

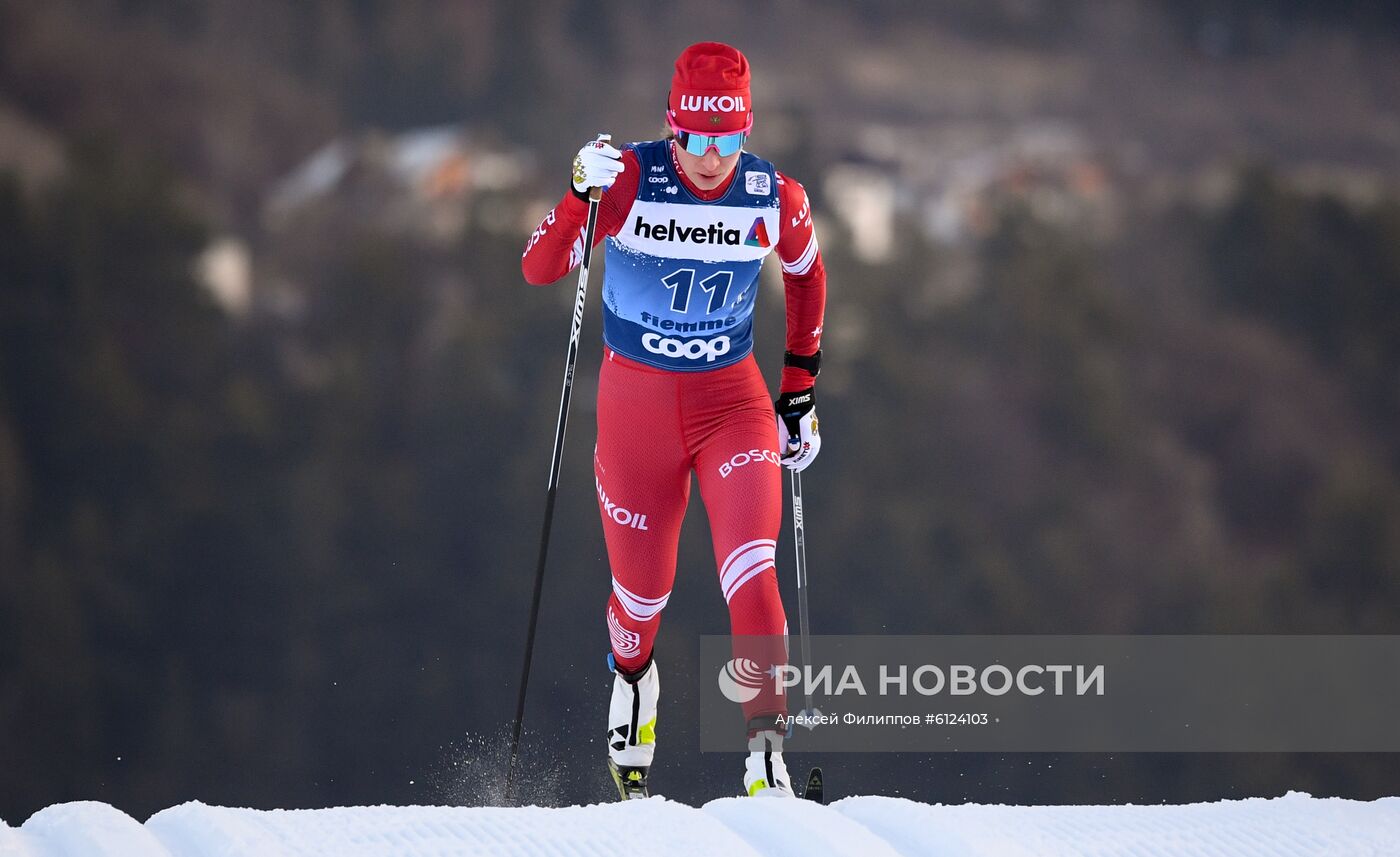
xmin=521 ymin=149 xmax=640 ymax=285
xmin=775 ymin=171 xmax=826 ymax=392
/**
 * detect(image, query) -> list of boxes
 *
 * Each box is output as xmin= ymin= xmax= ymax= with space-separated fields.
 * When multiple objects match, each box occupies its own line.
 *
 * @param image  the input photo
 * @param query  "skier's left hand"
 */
xmin=775 ymin=388 xmax=820 ymax=472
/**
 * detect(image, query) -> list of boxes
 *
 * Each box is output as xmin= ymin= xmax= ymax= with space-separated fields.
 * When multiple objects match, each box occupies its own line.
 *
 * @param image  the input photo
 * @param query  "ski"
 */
xmin=608 ymin=758 xmax=650 ymax=800
xmin=802 ymin=767 xmax=824 ymax=803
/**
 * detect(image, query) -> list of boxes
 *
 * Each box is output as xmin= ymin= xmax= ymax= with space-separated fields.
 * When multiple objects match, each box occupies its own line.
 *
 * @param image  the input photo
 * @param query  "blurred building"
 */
xmin=195 ymin=237 xmax=253 ymax=318
xmin=264 ymin=125 xmax=529 ymax=244
xmin=825 ymin=120 xmax=1119 ymax=250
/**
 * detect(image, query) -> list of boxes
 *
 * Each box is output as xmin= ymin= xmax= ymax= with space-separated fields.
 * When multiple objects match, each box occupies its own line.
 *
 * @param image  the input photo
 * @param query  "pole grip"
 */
xmin=589 ymin=133 xmax=610 ymax=201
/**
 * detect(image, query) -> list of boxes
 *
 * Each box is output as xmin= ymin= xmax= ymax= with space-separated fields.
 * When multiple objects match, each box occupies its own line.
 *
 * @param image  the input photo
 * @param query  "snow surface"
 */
xmin=2 ymin=792 xmax=1398 ymax=856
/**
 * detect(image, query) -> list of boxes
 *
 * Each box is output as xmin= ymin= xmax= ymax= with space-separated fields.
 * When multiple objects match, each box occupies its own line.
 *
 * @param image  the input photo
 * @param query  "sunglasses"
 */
xmin=668 ymin=115 xmax=749 ymax=157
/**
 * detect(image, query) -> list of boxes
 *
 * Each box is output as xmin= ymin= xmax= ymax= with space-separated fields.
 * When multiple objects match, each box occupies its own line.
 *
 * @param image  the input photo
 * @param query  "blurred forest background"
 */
xmin=3 ymin=0 xmax=1400 ymax=819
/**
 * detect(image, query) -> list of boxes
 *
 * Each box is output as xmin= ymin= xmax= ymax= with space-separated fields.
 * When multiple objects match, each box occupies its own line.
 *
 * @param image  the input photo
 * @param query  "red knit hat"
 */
xmin=667 ymin=42 xmax=753 ymax=134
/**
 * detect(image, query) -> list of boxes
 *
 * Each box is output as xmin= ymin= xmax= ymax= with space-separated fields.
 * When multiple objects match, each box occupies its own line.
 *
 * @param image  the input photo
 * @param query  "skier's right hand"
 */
xmin=571 ymin=135 xmax=624 ymax=199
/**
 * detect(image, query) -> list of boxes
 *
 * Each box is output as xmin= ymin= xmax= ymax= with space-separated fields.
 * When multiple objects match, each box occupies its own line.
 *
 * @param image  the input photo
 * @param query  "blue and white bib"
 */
xmin=602 ymin=140 xmax=780 ymax=371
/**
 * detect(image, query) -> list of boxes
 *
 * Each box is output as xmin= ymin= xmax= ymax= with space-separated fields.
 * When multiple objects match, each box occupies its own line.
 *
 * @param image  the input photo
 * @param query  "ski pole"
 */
xmin=790 ymin=470 xmax=819 ymax=721
xmin=506 ymin=145 xmax=607 ymax=804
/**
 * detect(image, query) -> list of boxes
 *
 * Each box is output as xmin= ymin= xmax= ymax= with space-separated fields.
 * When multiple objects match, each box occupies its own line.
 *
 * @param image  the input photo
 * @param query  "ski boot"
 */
xmin=743 ymin=728 xmax=796 ymax=798
xmin=606 ymin=653 xmax=658 ymax=800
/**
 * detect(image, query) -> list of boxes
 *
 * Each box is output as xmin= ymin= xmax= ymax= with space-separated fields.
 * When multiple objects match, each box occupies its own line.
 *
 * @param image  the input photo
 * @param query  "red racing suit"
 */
xmin=522 ymin=140 xmax=825 ymax=725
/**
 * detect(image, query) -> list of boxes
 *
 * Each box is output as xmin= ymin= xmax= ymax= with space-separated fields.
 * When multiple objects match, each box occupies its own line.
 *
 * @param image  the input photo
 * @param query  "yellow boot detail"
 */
xmin=637 ymin=717 xmax=657 ymax=746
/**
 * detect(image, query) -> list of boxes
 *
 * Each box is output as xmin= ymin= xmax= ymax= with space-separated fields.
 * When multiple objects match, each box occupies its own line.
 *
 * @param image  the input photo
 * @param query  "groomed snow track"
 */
xmin=3 ymin=792 xmax=1398 ymax=856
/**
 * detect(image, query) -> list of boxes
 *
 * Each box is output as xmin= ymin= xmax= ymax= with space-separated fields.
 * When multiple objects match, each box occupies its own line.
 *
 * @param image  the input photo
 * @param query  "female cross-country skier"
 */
xmin=521 ymin=41 xmax=826 ymax=799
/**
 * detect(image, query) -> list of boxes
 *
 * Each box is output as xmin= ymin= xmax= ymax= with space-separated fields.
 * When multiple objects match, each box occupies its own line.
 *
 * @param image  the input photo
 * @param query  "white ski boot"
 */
xmin=743 ymin=729 xmax=796 ymax=797
xmin=606 ymin=655 xmax=659 ymax=800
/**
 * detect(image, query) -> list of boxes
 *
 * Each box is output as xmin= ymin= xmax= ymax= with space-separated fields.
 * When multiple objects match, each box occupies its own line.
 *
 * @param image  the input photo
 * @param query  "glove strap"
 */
xmin=783 ymin=349 xmax=822 ymax=378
